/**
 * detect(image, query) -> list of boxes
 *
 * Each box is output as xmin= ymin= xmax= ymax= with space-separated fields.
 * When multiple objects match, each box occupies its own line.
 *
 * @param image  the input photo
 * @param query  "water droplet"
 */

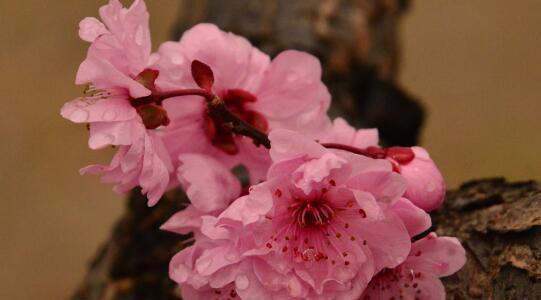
xmin=102 ymin=110 xmax=117 ymax=121
xmin=134 ymin=25 xmax=145 ymax=46
xmin=89 ymin=133 xmax=114 ymax=149
xmin=70 ymin=109 xmax=89 ymax=122
xmin=302 ymin=248 xmax=316 ymax=261
xmin=287 ymin=73 xmax=299 ymax=82
xmin=426 ymin=183 xmax=436 ymax=192
xmin=235 ymin=275 xmax=249 ymax=290
xmin=75 ymin=98 xmax=94 ymax=108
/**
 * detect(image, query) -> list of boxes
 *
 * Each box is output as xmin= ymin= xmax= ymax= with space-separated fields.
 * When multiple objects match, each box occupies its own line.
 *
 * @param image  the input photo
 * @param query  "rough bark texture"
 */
xmin=71 ymin=1 xmax=541 ymax=299
xmin=434 ymin=179 xmax=541 ymax=299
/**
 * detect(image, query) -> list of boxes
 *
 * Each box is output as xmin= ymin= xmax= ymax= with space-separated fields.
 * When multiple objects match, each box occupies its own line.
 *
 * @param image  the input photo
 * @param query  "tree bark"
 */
xmin=434 ymin=179 xmax=541 ymax=299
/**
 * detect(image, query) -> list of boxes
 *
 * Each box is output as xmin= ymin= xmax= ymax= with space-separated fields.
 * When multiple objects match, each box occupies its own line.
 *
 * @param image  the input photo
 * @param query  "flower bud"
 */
xmin=400 ymin=147 xmax=445 ymax=211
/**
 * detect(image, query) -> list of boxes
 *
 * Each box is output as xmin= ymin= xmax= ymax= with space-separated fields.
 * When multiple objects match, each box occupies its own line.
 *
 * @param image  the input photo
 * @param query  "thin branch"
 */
xmin=320 ymin=143 xmax=373 ymax=157
xmin=207 ymin=97 xmax=271 ymax=149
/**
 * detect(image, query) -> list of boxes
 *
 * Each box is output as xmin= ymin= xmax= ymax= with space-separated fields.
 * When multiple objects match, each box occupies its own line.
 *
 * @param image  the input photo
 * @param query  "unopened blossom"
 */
xmin=152 ymin=23 xmax=331 ymax=182
xmin=361 ymin=232 xmax=466 ymax=300
xmin=61 ymin=0 xmax=173 ymax=205
xmin=161 ymin=154 xmax=241 ymax=236
xmin=322 ymin=118 xmax=445 ymax=212
xmin=169 ymin=129 xmax=431 ymax=299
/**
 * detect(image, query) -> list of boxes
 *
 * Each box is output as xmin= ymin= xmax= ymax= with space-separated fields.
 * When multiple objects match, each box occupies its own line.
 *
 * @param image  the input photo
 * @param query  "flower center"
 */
xmin=266 ymin=185 xmax=370 ymax=266
xmin=289 ymin=199 xmax=335 ymax=228
xmin=204 ymin=89 xmax=268 ymax=155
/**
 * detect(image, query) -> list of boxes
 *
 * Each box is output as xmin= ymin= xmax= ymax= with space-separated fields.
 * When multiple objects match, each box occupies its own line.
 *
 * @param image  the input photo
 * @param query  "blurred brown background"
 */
xmin=0 ymin=1 xmax=539 ymax=299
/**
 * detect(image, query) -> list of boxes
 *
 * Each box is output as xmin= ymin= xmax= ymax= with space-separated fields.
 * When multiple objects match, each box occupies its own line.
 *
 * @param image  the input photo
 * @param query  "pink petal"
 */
xmin=321 ymin=118 xmax=379 ymax=148
xmin=177 ymin=154 xmax=241 ymax=213
xmin=160 ymin=205 xmax=207 ymax=235
xmin=292 ymin=152 xmax=349 ymax=194
xmin=389 ymin=197 xmax=432 ymax=237
xmin=88 ymin=121 xmax=135 ymax=149
xmin=346 ymin=170 xmax=407 ymax=202
xmin=139 ymin=133 xmax=173 ymax=206
xmin=349 ymin=209 xmax=411 ymax=270
xmin=97 ymin=0 xmax=151 ymax=75
xmin=268 ymin=129 xmax=327 ymax=163
xmin=61 ymin=96 xmax=137 ymax=124
xmin=218 ymin=182 xmax=275 ymax=226
xmin=253 ymin=50 xmax=330 ymax=120
xmin=79 ymin=17 xmax=108 ymax=42
xmin=177 ymin=23 xmax=270 ymax=92
xmin=76 ymin=54 xmax=150 ymax=98
xmin=404 ymin=233 xmax=466 ymax=278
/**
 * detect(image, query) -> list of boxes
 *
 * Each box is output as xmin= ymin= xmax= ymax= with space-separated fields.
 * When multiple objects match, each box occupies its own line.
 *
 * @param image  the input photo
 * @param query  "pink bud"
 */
xmin=400 ymin=147 xmax=445 ymax=212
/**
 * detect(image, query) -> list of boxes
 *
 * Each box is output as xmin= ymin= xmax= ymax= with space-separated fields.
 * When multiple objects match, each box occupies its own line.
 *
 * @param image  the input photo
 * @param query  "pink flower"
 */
xmin=161 ymin=154 xmax=241 ymax=235
xmin=169 ymin=129 xmax=431 ymax=299
xmin=152 ymin=23 xmax=331 ymax=183
xmin=322 ymin=118 xmax=445 ymax=212
xmin=361 ymin=232 xmax=466 ymax=300
xmin=60 ymin=0 xmax=173 ymax=206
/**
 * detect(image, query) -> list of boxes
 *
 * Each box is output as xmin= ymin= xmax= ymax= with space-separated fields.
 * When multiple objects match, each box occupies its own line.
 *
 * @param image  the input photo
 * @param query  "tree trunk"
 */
xmin=71 ymin=1 xmax=541 ymax=299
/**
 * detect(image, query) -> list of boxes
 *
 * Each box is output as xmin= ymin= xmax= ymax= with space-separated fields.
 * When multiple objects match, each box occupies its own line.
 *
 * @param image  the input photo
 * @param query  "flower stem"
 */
xmin=319 ymin=143 xmax=373 ymax=156
xmin=145 ymin=88 xmax=272 ymax=148
xmin=207 ymin=96 xmax=271 ymax=148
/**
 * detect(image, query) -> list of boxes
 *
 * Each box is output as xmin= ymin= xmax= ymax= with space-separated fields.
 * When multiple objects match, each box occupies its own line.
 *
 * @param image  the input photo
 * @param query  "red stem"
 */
xmin=320 ymin=143 xmax=373 ymax=157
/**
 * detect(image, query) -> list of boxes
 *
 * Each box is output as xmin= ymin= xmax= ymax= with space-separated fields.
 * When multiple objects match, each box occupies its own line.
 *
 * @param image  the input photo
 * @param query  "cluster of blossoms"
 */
xmin=62 ymin=1 xmax=466 ymax=299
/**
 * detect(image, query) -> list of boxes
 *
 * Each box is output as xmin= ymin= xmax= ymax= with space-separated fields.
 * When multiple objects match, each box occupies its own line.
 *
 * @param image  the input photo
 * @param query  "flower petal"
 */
xmin=177 ymin=154 xmax=241 ymax=213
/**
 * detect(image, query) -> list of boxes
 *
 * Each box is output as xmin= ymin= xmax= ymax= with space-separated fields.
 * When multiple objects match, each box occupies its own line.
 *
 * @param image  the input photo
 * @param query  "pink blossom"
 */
xmin=152 ymin=23 xmax=331 ymax=183
xmin=169 ymin=129 xmax=431 ymax=299
xmin=60 ymin=0 xmax=173 ymax=206
xmin=361 ymin=232 xmax=466 ymax=300
xmin=322 ymin=118 xmax=445 ymax=212
xmin=161 ymin=154 xmax=241 ymax=235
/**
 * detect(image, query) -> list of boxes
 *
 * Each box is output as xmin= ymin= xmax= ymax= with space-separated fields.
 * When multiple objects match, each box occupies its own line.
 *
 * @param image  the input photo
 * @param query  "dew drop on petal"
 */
xmin=302 ymin=248 xmax=316 ymax=261
xmin=70 ymin=109 xmax=89 ymax=122
xmin=75 ymin=99 xmax=92 ymax=108
xmin=235 ymin=275 xmax=249 ymax=290
xmin=426 ymin=183 xmax=436 ymax=192
xmin=102 ymin=110 xmax=117 ymax=121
